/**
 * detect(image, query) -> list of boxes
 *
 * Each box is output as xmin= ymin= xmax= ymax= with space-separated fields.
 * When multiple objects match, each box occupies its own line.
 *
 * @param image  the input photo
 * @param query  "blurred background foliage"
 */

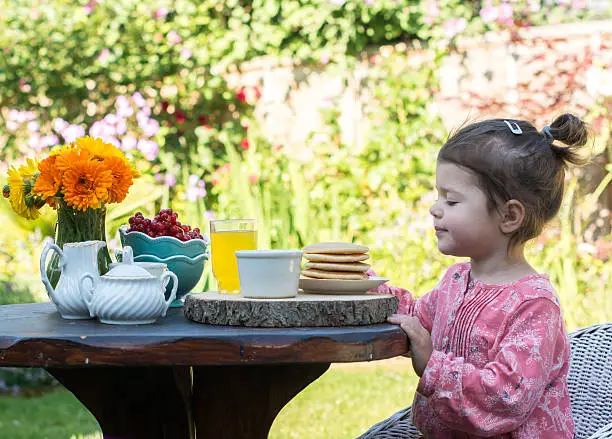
xmin=0 ymin=7 xmax=610 ymax=439
xmin=0 ymin=0 xmax=610 ymax=345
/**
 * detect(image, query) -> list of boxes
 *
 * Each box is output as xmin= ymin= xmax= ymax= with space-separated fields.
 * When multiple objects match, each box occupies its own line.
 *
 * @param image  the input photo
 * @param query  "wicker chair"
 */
xmin=357 ymin=322 xmax=612 ymax=439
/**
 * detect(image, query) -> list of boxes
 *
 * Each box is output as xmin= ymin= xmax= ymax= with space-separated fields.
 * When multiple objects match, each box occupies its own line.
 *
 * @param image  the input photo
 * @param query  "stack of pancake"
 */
xmin=301 ymin=242 xmax=370 ymax=280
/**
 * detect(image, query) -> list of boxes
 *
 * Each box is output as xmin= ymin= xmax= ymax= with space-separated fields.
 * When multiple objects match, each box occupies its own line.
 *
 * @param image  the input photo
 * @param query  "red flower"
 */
xmin=161 ymin=101 xmax=169 ymax=112
xmin=236 ymin=86 xmax=261 ymax=105
xmin=198 ymin=115 xmax=209 ymax=125
xmin=236 ymin=87 xmax=247 ymax=103
xmin=240 ymin=138 xmax=250 ymax=150
xmin=175 ymin=109 xmax=186 ymax=125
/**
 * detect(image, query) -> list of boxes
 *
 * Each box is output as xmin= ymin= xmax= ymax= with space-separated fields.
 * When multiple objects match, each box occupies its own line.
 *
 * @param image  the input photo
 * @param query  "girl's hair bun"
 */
xmin=547 ymin=113 xmax=589 ymax=166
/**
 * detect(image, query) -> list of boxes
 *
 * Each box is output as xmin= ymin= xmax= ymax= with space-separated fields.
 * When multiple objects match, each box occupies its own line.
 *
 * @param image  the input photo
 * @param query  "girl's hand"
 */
xmin=387 ymin=314 xmax=433 ymax=377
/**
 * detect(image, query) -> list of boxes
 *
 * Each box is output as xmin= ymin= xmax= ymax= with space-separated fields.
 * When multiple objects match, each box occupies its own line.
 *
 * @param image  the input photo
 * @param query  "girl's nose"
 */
xmin=430 ymin=202 xmax=442 ymax=218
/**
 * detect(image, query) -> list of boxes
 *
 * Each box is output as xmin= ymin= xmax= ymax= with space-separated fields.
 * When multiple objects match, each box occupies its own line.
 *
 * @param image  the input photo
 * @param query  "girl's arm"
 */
xmin=417 ymin=298 xmax=563 ymax=436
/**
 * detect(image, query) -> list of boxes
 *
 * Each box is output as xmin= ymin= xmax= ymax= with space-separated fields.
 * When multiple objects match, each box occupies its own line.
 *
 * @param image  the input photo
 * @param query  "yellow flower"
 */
xmin=77 ymin=136 xmax=123 ymax=160
xmin=62 ymin=159 xmax=113 ymax=211
xmin=6 ymin=158 xmax=42 ymax=219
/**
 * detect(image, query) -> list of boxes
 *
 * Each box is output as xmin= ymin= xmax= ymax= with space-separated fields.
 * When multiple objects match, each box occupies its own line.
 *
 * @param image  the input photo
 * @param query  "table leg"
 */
xmin=47 ymin=366 xmax=194 ymax=439
xmin=192 ymin=363 xmax=330 ymax=439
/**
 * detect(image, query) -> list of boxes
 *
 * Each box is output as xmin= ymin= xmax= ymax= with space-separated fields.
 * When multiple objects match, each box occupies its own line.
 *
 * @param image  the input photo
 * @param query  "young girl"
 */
xmin=371 ymin=113 xmax=588 ymax=438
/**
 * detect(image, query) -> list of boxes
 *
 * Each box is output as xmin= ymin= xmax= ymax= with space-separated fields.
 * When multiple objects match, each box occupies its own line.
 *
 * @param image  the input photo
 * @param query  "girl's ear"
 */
xmin=499 ymin=199 xmax=525 ymax=234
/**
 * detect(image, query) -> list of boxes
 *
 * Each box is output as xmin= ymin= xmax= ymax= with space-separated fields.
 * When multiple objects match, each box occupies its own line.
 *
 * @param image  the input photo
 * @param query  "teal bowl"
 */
xmin=119 ymin=225 xmax=209 ymax=259
xmin=134 ymin=253 xmax=209 ymax=301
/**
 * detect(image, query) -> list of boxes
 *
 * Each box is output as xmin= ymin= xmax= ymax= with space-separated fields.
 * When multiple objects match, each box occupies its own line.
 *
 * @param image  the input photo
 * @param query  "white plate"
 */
xmin=299 ymin=277 xmax=389 ymax=295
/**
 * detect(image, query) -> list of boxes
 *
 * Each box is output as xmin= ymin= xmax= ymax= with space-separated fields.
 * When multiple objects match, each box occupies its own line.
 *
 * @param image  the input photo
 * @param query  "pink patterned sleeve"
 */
xmin=367 ymin=269 xmax=415 ymax=314
xmin=417 ymin=298 xmax=562 ymax=436
xmin=365 ymin=269 xmax=445 ymax=331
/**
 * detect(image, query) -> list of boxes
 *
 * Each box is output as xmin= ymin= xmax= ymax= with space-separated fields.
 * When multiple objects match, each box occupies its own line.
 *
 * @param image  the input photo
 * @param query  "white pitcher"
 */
xmin=40 ymin=240 xmax=107 ymax=319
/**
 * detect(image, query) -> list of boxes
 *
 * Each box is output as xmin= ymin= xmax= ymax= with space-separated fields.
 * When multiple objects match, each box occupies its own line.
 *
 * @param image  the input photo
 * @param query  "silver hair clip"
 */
xmin=540 ymin=125 xmax=553 ymax=140
xmin=504 ymin=120 xmax=522 ymax=135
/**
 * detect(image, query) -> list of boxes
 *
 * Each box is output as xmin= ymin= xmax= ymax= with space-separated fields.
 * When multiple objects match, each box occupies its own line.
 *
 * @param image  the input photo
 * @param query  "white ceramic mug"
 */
xmin=235 ymin=250 xmax=303 ymax=298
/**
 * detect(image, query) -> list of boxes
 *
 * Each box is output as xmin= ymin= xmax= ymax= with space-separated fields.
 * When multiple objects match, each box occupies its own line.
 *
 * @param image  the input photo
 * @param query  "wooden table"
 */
xmin=0 ymin=302 xmax=408 ymax=439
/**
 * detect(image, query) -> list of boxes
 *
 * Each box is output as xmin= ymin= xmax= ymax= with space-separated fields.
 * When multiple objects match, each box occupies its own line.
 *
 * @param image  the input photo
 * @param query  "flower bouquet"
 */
xmin=3 ymin=136 xmax=139 ymax=287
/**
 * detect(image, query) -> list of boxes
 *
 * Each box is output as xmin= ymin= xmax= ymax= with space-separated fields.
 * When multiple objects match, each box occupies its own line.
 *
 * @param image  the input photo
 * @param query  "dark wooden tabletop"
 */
xmin=0 ymin=302 xmax=408 ymax=367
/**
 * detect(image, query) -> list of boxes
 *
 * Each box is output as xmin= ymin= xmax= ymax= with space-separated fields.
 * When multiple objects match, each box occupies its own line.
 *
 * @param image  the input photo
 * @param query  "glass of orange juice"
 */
xmin=210 ymin=219 xmax=257 ymax=294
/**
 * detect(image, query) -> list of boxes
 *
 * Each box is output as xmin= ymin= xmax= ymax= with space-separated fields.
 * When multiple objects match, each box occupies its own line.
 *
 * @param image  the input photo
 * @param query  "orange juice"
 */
xmin=211 ymin=229 xmax=257 ymax=293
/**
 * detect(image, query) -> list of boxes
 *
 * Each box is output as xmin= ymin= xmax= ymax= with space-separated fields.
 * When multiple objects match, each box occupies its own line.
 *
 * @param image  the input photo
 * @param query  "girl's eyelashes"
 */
xmin=445 ymin=200 xmax=458 ymax=206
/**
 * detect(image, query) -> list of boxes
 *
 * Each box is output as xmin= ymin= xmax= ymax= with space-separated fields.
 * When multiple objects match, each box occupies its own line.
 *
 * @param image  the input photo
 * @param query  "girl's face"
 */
xmin=430 ymin=162 xmax=504 ymax=259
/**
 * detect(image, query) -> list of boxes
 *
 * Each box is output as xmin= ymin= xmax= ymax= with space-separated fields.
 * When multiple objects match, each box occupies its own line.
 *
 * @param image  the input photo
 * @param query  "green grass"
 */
xmin=0 ymin=362 xmax=419 ymax=439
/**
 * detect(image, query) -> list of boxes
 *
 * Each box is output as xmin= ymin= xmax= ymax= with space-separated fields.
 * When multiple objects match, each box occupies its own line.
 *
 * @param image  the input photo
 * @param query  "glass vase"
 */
xmin=46 ymin=198 xmax=112 ymax=288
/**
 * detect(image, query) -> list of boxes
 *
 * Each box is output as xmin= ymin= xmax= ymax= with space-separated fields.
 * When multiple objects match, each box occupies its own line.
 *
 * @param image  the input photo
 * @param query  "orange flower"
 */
xmin=55 ymin=147 xmax=91 ymax=172
xmin=104 ymin=156 xmax=135 ymax=203
xmin=76 ymin=136 xmax=140 ymax=178
xmin=33 ymin=155 xmax=62 ymax=201
xmin=62 ymin=159 xmax=113 ymax=211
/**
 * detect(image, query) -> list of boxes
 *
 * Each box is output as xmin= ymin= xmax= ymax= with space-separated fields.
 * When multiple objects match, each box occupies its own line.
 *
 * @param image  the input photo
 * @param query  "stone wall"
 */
xmin=226 ymin=19 xmax=612 ymax=147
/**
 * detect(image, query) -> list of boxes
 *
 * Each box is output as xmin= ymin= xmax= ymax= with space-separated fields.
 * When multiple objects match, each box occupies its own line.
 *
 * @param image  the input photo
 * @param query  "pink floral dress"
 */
xmin=374 ymin=262 xmax=574 ymax=439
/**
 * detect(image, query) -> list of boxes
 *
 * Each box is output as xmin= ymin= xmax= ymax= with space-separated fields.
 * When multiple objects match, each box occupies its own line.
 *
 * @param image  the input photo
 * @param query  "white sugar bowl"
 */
xmin=79 ymin=261 xmax=177 ymax=325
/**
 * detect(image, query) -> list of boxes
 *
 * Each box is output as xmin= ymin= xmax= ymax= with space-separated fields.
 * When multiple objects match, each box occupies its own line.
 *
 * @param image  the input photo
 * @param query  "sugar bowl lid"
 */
xmin=104 ymin=260 xmax=154 ymax=279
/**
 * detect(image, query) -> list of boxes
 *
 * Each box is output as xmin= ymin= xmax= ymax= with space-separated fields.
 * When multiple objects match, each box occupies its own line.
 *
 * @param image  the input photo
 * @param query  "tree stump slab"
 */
xmin=184 ymin=292 xmax=398 ymax=327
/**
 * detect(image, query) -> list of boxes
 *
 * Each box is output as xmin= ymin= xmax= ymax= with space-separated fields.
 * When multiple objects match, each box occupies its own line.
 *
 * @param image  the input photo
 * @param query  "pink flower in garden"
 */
xmin=137 ymin=139 xmax=159 ymax=161
xmin=115 ymin=118 xmax=127 ymax=135
xmin=98 ymin=48 xmax=110 ymax=63
xmin=248 ymin=174 xmax=259 ymax=184
xmin=115 ymin=95 xmax=130 ymax=109
xmin=89 ymin=120 xmax=106 ymax=138
xmin=19 ymin=79 xmax=31 ymax=93
xmin=27 ymin=121 xmax=39 ymax=132
xmin=240 ymin=138 xmax=250 ymax=150
xmin=180 ymin=48 xmax=192 ymax=59
xmin=425 ymin=0 xmax=440 ymax=19
xmin=132 ymin=92 xmax=147 ymax=108
xmin=121 ymin=135 xmax=137 ymax=150
xmin=498 ymin=3 xmax=514 ymax=26
xmin=6 ymin=121 xmax=19 ymax=131
xmin=444 ymin=17 xmax=467 ymax=39
xmin=41 ymin=134 xmax=59 ymax=148
xmin=104 ymin=114 xmax=119 ymax=125
xmin=167 ymin=30 xmax=182 ymax=45
xmin=185 ymin=175 xmax=207 ymax=201
xmin=571 ymin=0 xmax=587 ymax=8
xmin=61 ymin=124 xmax=86 ymax=143
xmin=320 ymin=53 xmax=331 ymax=65
xmin=164 ymin=173 xmax=177 ymax=187
xmin=142 ymin=118 xmax=160 ymax=138
xmin=84 ymin=0 xmax=97 ymax=14
xmin=114 ymin=96 xmax=134 ymax=118
xmin=8 ymin=109 xmax=21 ymax=122
xmin=154 ymin=7 xmax=168 ymax=19
xmin=53 ymin=118 xmax=69 ymax=133
xmin=28 ymin=133 xmax=41 ymax=151
xmin=480 ymin=4 xmax=498 ymax=23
